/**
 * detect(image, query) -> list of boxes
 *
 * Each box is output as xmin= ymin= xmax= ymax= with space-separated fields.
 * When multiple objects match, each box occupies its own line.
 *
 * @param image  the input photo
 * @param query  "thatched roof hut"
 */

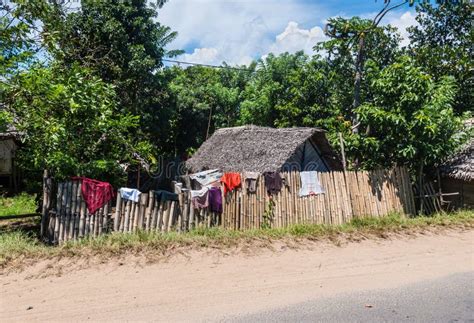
xmin=439 ymin=119 xmax=473 ymax=208
xmin=440 ymin=139 xmax=473 ymax=182
xmin=186 ymin=125 xmax=342 ymax=173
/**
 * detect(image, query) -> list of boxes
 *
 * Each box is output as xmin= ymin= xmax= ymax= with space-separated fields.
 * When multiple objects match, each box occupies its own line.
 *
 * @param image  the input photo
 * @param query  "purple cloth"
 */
xmin=208 ymin=187 xmax=223 ymax=214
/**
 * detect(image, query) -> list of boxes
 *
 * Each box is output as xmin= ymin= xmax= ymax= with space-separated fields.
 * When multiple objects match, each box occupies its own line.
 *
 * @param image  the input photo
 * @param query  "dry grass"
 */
xmin=0 ymin=210 xmax=473 ymax=272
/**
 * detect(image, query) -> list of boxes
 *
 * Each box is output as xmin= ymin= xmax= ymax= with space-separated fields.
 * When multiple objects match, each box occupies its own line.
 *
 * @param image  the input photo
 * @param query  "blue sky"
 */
xmin=158 ymin=0 xmax=417 ymax=65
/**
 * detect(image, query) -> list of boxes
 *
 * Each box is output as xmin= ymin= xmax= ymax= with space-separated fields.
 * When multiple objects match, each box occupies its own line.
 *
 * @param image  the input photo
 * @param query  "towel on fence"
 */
xmin=281 ymin=173 xmax=291 ymax=192
xmin=119 ymin=187 xmax=141 ymax=203
xmin=243 ymin=171 xmax=259 ymax=193
xmin=155 ymin=190 xmax=179 ymax=202
xmin=264 ymin=172 xmax=282 ymax=195
xmin=71 ymin=177 xmax=115 ymax=215
xmin=191 ymin=187 xmax=209 ymax=209
xmin=299 ymin=171 xmax=324 ymax=197
xmin=190 ymin=169 xmax=223 ymax=187
xmin=221 ymin=172 xmax=241 ymax=195
xmin=208 ymin=187 xmax=223 ymax=213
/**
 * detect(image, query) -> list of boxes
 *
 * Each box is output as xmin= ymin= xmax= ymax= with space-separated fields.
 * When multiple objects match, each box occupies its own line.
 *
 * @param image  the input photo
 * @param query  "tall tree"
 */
xmin=316 ymin=17 xmax=402 ymax=135
xmin=5 ymin=63 xmax=139 ymax=184
xmin=408 ymin=1 xmax=473 ymax=114
xmin=352 ymin=56 xmax=465 ymax=172
xmin=20 ymin=0 xmax=182 ymax=155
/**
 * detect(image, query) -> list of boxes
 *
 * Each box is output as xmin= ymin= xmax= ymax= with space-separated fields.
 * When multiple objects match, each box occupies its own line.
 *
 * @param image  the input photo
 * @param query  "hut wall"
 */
xmin=0 ymin=139 xmax=16 ymax=175
xmin=283 ymin=139 xmax=329 ymax=172
xmin=441 ymin=177 xmax=474 ymax=209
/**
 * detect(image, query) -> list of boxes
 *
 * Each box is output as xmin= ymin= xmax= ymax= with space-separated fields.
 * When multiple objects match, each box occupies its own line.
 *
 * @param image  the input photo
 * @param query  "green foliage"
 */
xmin=6 ymin=64 xmax=139 ymax=183
xmin=162 ymin=64 xmax=253 ymax=155
xmin=351 ymin=56 xmax=466 ymax=170
xmin=408 ymin=1 xmax=473 ymax=114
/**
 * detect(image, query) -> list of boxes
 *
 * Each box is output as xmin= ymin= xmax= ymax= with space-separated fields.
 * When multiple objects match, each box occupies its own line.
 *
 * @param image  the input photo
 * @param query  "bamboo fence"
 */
xmin=43 ymin=167 xmax=415 ymax=243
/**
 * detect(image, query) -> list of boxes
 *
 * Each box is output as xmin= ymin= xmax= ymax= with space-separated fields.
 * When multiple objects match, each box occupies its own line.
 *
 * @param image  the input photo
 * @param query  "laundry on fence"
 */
xmin=299 ymin=171 xmax=324 ymax=197
xmin=155 ymin=190 xmax=179 ymax=202
xmin=208 ymin=187 xmax=223 ymax=213
xmin=264 ymin=172 xmax=282 ymax=195
xmin=244 ymin=171 xmax=259 ymax=193
xmin=72 ymin=177 xmax=115 ymax=214
xmin=281 ymin=172 xmax=291 ymax=192
xmin=119 ymin=187 xmax=142 ymax=202
xmin=221 ymin=172 xmax=241 ymax=195
xmin=190 ymin=169 xmax=223 ymax=187
xmin=191 ymin=187 xmax=209 ymax=209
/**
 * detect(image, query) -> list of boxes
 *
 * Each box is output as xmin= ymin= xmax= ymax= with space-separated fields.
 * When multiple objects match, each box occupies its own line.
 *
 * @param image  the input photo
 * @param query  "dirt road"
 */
xmin=1 ymin=230 xmax=473 ymax=322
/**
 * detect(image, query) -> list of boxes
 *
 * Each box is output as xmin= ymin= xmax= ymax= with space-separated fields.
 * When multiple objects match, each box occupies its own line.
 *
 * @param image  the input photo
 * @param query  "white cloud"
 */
xmin=268 ymin=21 xmax=327 ymax=56
xmin=385 ymin=11 xmax=418 ymax=47
xmin=159 ymin=0 xmax=327 ymax=65
xmin=159 ymin=1 xmax=418 ymax=66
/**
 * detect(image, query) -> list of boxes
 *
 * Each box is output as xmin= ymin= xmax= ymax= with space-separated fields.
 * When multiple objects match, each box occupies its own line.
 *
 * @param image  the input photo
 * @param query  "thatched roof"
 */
xmin=440 ymin=139 xmax=473 ymax=181
xmin=186 ymin=125 xmax=342 ymax=173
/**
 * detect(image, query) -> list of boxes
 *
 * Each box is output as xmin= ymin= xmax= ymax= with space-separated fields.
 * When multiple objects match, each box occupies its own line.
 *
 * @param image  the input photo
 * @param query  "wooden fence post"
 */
xmin=40 ymin=169 xmax=51 ymax=240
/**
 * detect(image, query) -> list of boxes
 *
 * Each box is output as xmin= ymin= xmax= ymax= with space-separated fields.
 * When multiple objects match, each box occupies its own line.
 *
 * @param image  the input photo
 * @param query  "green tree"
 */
xmin=18 ymin=0 xmax=181 ymax=154
xmin=351 ymin=56 xmax=465 ymax=173
xmin=316 ymin=17 xmax=402 ymax=134
xmin=163 ymin=64 xmax=252 ymax=155
xmin=408 ymin=1 xmax=473 ymax=114
xmin=4 ymin=64 xmax=139 ymax=184
xmin=240 ymin=52 xmax=336 ymax=129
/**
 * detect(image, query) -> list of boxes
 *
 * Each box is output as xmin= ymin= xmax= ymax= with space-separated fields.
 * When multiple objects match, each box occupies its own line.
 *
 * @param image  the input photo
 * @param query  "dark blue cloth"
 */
xmin=154 ymin=190 xmax=179 ymax=202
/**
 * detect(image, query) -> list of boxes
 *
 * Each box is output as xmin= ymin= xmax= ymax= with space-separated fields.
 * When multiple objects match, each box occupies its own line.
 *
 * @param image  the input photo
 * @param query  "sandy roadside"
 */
xmin=1 ymin=230 xmax=473 ymax=322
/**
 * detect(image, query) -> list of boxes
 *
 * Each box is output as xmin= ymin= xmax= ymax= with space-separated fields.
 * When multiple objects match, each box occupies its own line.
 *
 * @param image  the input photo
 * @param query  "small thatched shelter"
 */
xmin=0 ymin=126 xmax=20 ymax=191
xmin=186 ymin=125 xmax=342 ymax=173
xmin=440 ymin=139 xmax=474 ymax=208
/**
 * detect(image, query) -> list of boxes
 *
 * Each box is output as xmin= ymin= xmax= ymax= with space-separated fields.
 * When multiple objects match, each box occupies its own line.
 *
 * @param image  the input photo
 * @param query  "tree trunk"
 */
xmin=40 ymin=169 xmax=51 ymax=239
xmin=352 ymin=36 xmax=366 ymax=135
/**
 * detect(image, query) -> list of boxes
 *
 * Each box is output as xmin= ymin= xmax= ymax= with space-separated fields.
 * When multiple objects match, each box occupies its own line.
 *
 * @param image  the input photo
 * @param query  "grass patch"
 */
xmin=0 ymin=210 xmax=473 ymax=271
xmin=0 ymin=193 xmax=37 ymax=217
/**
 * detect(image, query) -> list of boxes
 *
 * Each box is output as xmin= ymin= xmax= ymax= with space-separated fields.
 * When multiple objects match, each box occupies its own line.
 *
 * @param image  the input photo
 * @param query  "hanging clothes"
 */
xmin=189 ymin=169 xmax=223 ymax=187
xmin=221 ymin=172 xmax=241 ymax=195
xmin=243 ymin=171 xmax=259 ymax=193
xmin=208 ymin=187 xmax=223 ymax=214
xmin=155 ymin=190 xmax=179 ymax=202
xmin=281 ymin=172 xmax=291 ymax=192
xmin=72 ymin=177 xmax=115 ymax=214
xmin=191 ymin=187 xmax=209 ymax=209
xmin=119 ymin=187 xmax=141 ymax=203
xmin=180 ymin=175 xmax=192 ymax=189
xmin=264 ymin=172 xmax=282 ymax=195
xmin=299 ymin=171 xmax=324 ymax=197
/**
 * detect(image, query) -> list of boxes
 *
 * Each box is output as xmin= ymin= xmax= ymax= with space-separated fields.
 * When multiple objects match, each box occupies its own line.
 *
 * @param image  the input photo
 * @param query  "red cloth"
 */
xmin=72 ymin=177 xmax=115 ymax=214
xmin=220 ymin=172 xmax=241 ymax=195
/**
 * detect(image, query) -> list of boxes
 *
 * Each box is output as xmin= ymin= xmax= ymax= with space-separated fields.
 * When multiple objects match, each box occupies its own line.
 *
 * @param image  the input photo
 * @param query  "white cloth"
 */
xmin=189 ymin=169 xmax=222 ymax=187
xmin=119 ymin=187 xmax=142 ymax=202
xmin=190 ymin=187 xmax=209 ymax=198
xmin=299 ymin=171 xmax=324 ymax=197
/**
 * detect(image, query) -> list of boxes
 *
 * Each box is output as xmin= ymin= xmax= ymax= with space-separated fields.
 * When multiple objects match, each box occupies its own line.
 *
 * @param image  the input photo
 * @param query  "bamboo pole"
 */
xmin=54 ymin=183 xmax=64 ymax=244
xmin=84 ymin=209 xmax=90 ymax=237
xmin=151 ymin=197 xmax=160 ymax=230
xmin=40 ymin=169 xmax=51 ymax=239
xmin=145 ymin=192 xmax=154 ymax=231
xmin=114 ymin=192 xmax=122 ymax=232
xmin=79 ymin=200 xmax=86 ymax=238
xmin=123 ymin=200 xmax=131 ymax=232
xmin=97 ymin=205 xmax=103 ymax=235
xmin=69 ymin=181 xmax=78 ymax=240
